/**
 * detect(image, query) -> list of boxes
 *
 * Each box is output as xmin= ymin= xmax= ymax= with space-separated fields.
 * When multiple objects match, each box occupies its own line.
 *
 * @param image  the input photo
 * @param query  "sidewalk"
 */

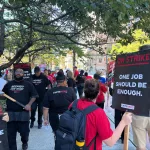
xmin=16 ymin=109 xmax=137 ymax=150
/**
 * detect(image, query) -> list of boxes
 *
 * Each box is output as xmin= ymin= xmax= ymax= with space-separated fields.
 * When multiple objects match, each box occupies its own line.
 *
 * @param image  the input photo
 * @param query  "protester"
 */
xmin=0 ymin=110 xmax=9 ymax=150
xmin=43 ymin=72 xmax=76 ymax=134
xmin=44 ymin=69 xmax=48 ymax=77
xmin=94 ymin=74 xmax=107 ymax=109
xmin=58 ymin=69 xmax=64 ymax=75
xmin=96 ymin=70 xmax=106 ymax=84
xmin=0 ymin=71 xmax=7 ymax=90
xmin=67 ymin=70 xmax=76 ymax=92
xmin=7 ymin=69 xmax=13 ymax=81
xmin=2 ymin=69 xmax=38 ymax=150
xmin=131 ymin=45 xmax=150 ymax=150
xmin=44 ymin=69 xmax=53 ymax=89
xmin=84 ymin=72 xmax=92 ymax=80
xmin=31 ymin=66 xmax=50 ymax=129
xmin=73 ymin=66 xmax=79 ymax=79
xmin=76 ymin=70 xmax=85 ymax=98
xmin=48 ymin=69 xmax=54 ymax=83
xmin=57 ymin=79 xmax=132 ymax=150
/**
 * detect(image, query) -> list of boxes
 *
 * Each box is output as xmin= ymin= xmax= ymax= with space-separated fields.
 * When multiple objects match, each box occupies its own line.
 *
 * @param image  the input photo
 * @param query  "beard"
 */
xmin=14 ymin=76 xmax=24 ymax=81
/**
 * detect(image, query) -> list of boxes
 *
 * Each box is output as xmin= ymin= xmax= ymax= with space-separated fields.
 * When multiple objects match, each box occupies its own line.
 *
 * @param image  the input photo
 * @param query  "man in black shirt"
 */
xmin=31 ymin=66 xmax=50 ymax=129
xmin=43 ymin=72 xmax=76 ymax=134
xmin=2 ymin=69 xmax=38 ymax=150
xmin=76 ymin=70 xmax=85 ymax=98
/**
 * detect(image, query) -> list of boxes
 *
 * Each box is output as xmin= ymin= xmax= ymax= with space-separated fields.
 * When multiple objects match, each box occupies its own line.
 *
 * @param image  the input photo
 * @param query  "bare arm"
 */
xmin=25 ymin=97 xmax=36 ymax=111
xmin=28 ymin=97 xmax=36 ymax=106
xmin=104 ymin=120 xmax=126 ymax=146
xmin=104 ymin=113 xmax=132 ymax=147
xmin=43 ymin=107 xmax=49 ymax=125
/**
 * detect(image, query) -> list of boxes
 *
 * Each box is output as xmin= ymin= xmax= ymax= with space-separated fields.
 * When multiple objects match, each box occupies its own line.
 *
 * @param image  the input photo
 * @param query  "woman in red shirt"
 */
xmin=77 ymin=79 xmax=132 ymax=150
xmin=94 ymin=74 xmax=107 ymax=109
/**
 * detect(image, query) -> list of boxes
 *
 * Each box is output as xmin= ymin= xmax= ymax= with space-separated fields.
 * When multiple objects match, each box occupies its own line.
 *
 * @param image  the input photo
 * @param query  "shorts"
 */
xmin=132 ymin=115 xmax=150 ymax=149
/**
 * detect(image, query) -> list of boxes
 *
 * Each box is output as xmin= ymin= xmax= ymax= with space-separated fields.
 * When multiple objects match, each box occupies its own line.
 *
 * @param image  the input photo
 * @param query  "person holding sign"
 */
xmin=131 ymin=45 xmax=150 ymax=150
xmin=112 ymin=44 xmax=150 ymax=150
xmin=2 ymin=69 xmax=38 ymax=150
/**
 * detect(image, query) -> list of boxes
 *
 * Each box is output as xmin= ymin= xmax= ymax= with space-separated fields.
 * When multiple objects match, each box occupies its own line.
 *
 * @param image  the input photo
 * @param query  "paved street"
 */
xmin=16 ymin=109 xmax=138 ymax=150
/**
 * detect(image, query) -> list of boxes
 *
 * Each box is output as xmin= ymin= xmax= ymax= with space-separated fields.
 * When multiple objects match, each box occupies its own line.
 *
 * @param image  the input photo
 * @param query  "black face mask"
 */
xmin=14 ymin=76 xmax=24 ymax=81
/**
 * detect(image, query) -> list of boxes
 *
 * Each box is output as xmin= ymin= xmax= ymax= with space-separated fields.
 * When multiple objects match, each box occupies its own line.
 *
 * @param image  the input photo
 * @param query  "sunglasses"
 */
xmin=15 ymin=71 xmax=24 ymax=75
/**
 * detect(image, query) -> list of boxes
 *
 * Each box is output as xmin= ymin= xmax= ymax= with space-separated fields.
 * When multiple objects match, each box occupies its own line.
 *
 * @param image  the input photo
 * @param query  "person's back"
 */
xmin=43 ymin=72 xmax=76 ymax=134
xmin=67 ymin=79 xmax=132 ymax=150
xmin=45 ymin=86 xmax=76 ymax=113
xmin=77 ymin=99 xmax=112 ymax=150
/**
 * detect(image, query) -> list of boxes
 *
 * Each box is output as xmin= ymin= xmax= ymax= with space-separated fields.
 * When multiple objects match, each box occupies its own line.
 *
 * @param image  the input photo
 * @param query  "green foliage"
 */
xmin=1 ymin=0 xmax=150 ymax=69
xmin=110 ymin=29 xmax=150 ymax=57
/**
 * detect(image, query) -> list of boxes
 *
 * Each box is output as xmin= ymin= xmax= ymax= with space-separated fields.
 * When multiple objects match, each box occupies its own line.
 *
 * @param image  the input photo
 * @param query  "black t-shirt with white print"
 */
xmin=43 ymin=86 xmax=76 ymax=114
xmin=2 ymin=80 xmax=38 ymax=112
xmin=32 ymin=73 xmax=49 ymax=99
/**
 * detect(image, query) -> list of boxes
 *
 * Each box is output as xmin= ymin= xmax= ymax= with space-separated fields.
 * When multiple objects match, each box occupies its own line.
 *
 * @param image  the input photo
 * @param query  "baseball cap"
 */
xmin=34 ymin=66 xmax=40 ymax=73
xmin=56 ymin=72 xmax=66 ymax=81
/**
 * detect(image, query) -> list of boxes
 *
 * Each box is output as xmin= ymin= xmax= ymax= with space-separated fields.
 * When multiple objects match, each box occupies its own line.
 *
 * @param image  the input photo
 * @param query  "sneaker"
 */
xmin=38 ymin=124 xmax=42 ymax=129
xmin=30 ymin=122 xmax=34 ymax=128
xmin=22 ymin=144 xmax=28 ymax=150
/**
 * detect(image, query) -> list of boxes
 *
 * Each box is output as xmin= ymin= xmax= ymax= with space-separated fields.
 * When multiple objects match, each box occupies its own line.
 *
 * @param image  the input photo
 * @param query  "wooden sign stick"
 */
xmin=123 ymin=112 xmax=130 ymax=150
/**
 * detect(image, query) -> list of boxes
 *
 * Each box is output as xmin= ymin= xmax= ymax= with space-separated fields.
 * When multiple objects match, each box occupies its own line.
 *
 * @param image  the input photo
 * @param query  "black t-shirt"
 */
xmin=32 ymin=73 xmax=49 ymax=99
xmin=67 ymin=78 xmax=76 ymax=88
xmin=76 ymin=74 xmax=85 ymax=85
xmin=43 ymin=86 xmax=76 ymax=113
xmin=2 ymin=80 xmax=38 ymax=112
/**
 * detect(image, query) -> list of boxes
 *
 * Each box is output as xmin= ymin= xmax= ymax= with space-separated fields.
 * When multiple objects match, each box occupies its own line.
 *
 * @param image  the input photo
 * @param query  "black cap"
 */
xmin=56 ymin=72 xmax=66 ymax=81
xmin=34 ymin=66 xmax=40 ymax=73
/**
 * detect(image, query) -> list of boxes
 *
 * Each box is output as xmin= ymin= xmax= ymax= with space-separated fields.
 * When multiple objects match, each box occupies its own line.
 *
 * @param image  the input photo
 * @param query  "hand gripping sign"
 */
xmin=112 ymin=50 xmax=150 ymax=150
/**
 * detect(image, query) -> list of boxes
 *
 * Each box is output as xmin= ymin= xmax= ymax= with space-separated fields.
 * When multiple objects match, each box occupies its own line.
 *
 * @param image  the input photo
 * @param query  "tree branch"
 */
xmin=0 ymin=41 xmax=33 ymax=70
xmin=25 ymin=46 xmax=45 ymax=54
xmin=31 ymin=9 xmax=78 ymax=26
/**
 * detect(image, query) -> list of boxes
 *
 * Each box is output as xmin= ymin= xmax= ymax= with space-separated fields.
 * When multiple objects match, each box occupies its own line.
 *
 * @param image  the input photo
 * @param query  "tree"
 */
xmin=1 ymin=0 xmax=150 ymax=69
xmin=109 ymin=29 xmax=150 ymax=58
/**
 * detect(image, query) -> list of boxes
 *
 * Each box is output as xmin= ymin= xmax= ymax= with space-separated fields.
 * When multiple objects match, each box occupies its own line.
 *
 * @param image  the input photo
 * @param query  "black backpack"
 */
xmin=55 ymin=100 xmax=99 ymax=150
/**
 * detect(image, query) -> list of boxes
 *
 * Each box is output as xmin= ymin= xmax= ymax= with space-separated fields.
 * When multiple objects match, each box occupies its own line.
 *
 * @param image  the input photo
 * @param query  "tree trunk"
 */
xmin=15 ymin=52 xmax=25 ymax=64
xmin=0 ymin=41 xmax=32 ymax=70
xmin=0 ymin=7 xmax=5 ymax=56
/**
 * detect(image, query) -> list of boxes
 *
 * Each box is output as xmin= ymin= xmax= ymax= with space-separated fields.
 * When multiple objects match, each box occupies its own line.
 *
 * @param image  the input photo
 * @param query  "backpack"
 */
xmin=55 ymin=100 xmax=99 ymax=150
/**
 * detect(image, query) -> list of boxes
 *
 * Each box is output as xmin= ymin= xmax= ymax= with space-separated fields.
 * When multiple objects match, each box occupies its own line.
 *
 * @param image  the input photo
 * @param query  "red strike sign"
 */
xmin=116 ymin=53 xmax=150 ymax=67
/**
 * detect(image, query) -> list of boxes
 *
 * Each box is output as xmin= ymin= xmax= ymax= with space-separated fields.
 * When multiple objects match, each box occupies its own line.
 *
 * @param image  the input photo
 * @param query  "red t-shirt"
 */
xmin=77 ymin=99 xmax=113 ymax=150
xmin=85 ymin=76 xmax=92 ymax=80
xmin=96 ymin=83 xmax=107 ymax=104
xmin=74 ymin=70 xmax=79 ymax=78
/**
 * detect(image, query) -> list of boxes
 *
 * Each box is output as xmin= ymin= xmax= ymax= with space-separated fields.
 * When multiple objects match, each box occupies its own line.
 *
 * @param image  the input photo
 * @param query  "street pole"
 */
xmin=73 ymin=49 xmax=76 ymax=67
xmin=106 ymin=54 xmax=108 ymax=77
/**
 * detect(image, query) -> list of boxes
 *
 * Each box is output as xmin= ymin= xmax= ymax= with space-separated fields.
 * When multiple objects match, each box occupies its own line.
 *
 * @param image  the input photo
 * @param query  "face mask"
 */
xmin=14 ymin=76 xmax=23 ymax=81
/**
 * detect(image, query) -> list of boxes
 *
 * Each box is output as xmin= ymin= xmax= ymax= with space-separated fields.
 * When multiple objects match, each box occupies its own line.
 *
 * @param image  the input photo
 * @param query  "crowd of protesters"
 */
xmin=0 ymin=65 xmax=140 ymax=150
